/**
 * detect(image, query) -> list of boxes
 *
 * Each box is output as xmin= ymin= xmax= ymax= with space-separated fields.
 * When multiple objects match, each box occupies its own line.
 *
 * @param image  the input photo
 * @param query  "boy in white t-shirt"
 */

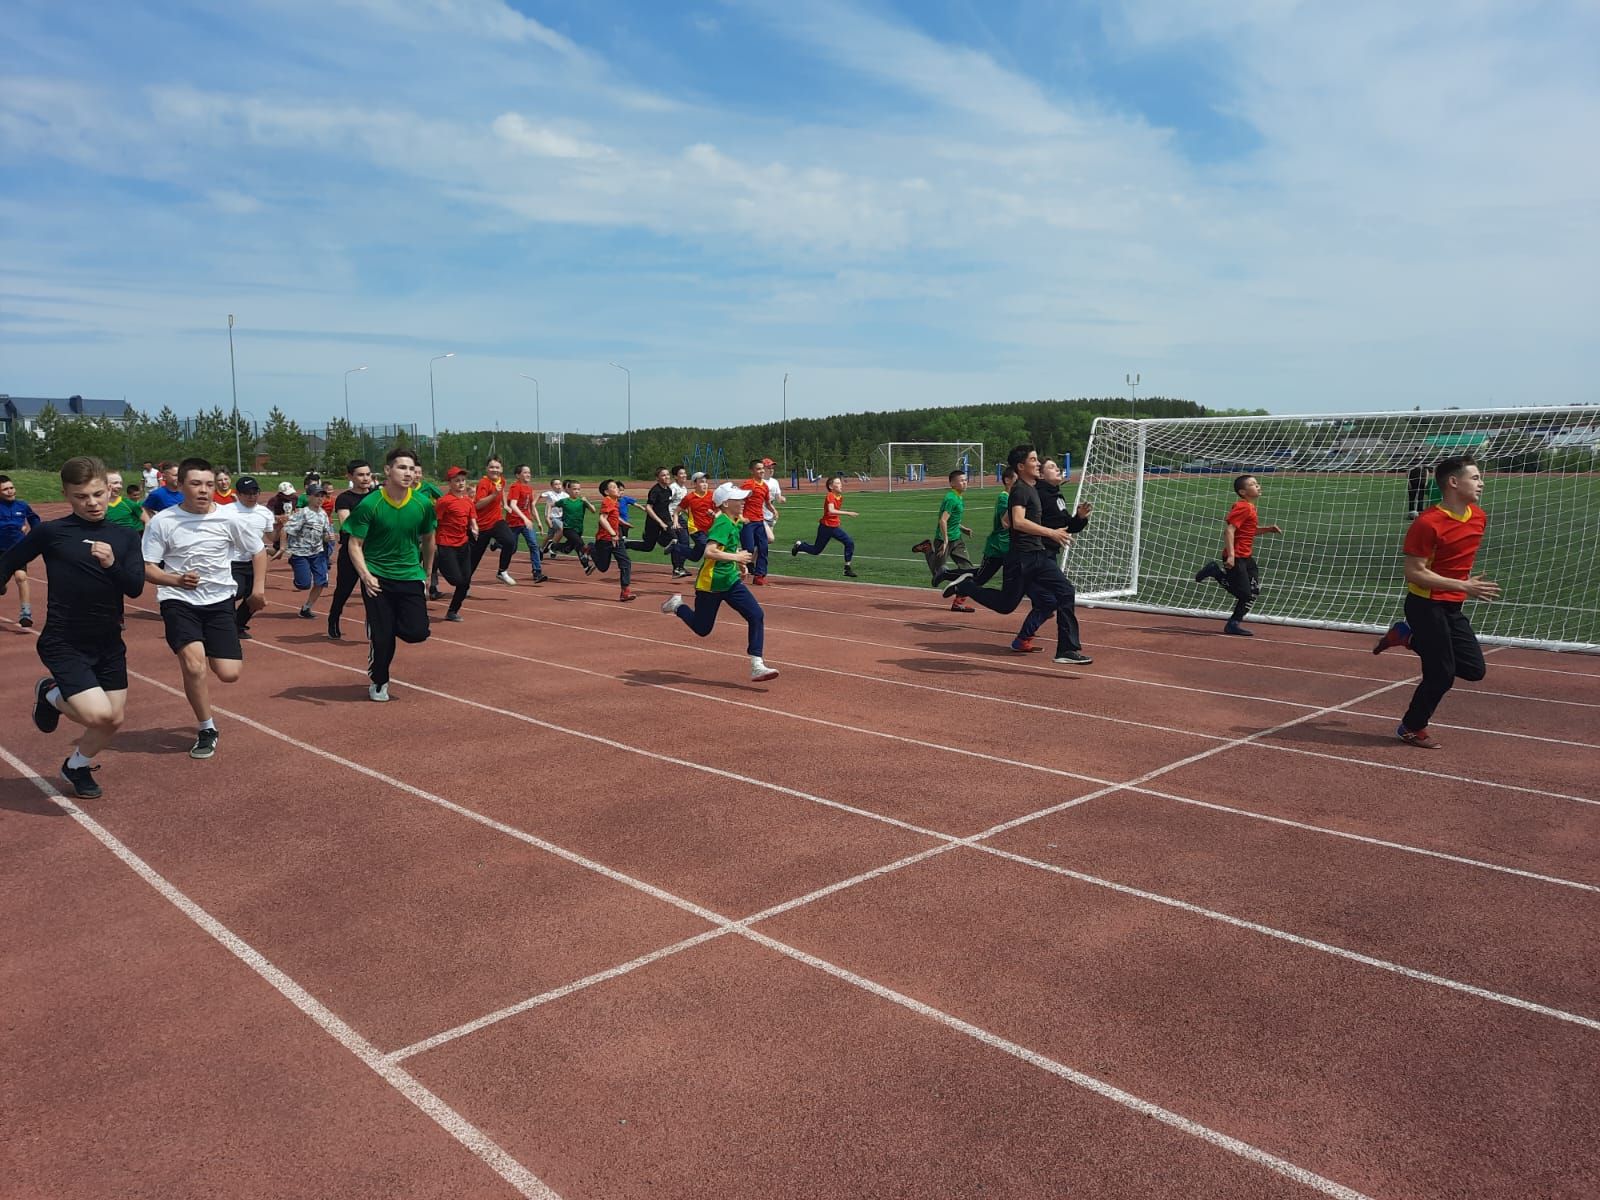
xmin=142 ymin=457 xmax=266 ymax=759
xmin=539 ymin=477 xmax=569 ymax=556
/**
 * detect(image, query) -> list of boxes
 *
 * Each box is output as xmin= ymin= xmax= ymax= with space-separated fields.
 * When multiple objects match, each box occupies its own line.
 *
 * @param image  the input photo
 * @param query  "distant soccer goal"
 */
xmin=869 ymin=442 xmax=986 ymax=492
xmin=1067 ymin=407 xmax=1600 ymax=651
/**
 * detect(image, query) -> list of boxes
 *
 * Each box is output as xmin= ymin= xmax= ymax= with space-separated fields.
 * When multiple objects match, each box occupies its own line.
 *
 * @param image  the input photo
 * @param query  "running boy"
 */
xmin=344 ymin=447 xmax=438 ymax=702
xmin=103 ymin=471 xmax=145 ymax=532
xmin=283 ymin=483 xmax=337 ymax=619
xmin=592 ymin=479 xmax=637 ymax=601
xmin=0 ymin=457 xmax=146 ymax=797
xmin=432 ymin=466 xmax=478 ymax=622
xmin=791 ymin=474 xmax=859 ymax=577
xmin=916 ymin=470 xmax=975 ymax=586
xmin=0 ymin=474 xmax=43 ymax=627
xmin=738 ymin=458 xmax=771 ymax=584
xmin=328 ymin=459 xmax=375 ymax=640
xmin=539 ymin=478 xmax=568 ymax=555
xmin=1373 ymin=453 xmax=1499 ymax=749
xmin=661 ymin=482 xmax=778 ymax=682
xmin=471 ymin=456 xmax=519 ymax=586
xmin=142 ymin=457 xmax=268 ymax=759
xmin=505 ymin=464 xmax=548 ymax=582
xmin=1193 ymin=474 xmax=1283 ymax=636
xmin=230 ymin=477 xmax=276 ymax=640
xmin=552 ymin=482 xmax=597 ymax=573
xmin=672 ymin=472 xmax=716 ymax=577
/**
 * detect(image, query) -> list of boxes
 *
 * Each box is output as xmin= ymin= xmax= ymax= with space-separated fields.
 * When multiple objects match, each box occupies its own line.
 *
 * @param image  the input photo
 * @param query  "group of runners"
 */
xmin=1 ymin=443 xmax=1498 ymax=800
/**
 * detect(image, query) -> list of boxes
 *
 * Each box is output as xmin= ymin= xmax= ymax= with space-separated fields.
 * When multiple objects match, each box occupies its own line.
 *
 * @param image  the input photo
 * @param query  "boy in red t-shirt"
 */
xmin=673 ymin=472 xmax=717 ymax=577
xmin=470 ymin=456 xmax=518 ymax=586
xmin=1373 ymin=453 xmax=1499 ymax=748
xmin=433 ymin=467 xmax=479 ymax=621
xmin=791 ymin=474 xmax=859 ymax=577
xmin=738 ymin=457 xmax=771 ymax=584
xmin=591 ymin=479 xmax=636 ymax=601
xmin=1193 ymin=474 xmax=1282 ymax=636
xmin=504 ymin=463 xmax=548 ymax=583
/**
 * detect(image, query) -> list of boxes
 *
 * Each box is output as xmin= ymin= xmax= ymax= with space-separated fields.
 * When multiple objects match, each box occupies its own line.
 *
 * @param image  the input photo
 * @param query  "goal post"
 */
xmin=869 ymin=442 xmax=986 ymax=492
xmin=1067 ymin=406 xmax=1600 ymax=651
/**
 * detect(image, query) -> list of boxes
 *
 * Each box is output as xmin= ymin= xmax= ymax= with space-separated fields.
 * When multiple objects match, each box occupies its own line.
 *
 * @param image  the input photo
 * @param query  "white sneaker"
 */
xmin=368 ymin=683 xmax=391 ymax=702
xmin=497 ymin=570 xmax=517 ymax=586
xmin=661 ymin=593 xmax=683 ymax=614
xmin=750 ymin=657 xmax=779 ymax=682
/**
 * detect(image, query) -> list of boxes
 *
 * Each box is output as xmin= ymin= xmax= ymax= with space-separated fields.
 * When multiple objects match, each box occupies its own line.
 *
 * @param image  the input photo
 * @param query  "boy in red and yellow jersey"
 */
xmin=791 ymin=474 xmax=859 ymax=577
xmin=1194 ymin=474 xmax=1282 ymax=636
xmin=1374 ymin=453 xmax=1499 ymax=748
xmin=471 ymin=456 xmax=519 ymax=586
xmin=673 ymin=472 xmax=717 ymax=577
xmin=592 ymin=479 xmax=636 ymax=602
xmin=432 ymin=467 xmax=478 ymax=622
xmin=738 ymin=457 xmax=771 ymax=584
xmin=504 ymin=463 xmax=548 ymax=583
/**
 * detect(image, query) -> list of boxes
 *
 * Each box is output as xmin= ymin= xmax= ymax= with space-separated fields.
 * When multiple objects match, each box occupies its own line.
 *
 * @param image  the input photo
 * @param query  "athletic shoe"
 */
xmin=843 ymin=565 xmax=857 ymax=578
xmin=428 ymin=587 xmax=443 ymax=600
xmin=497 ymin=570 xmax=517 ymax=586
xmin=445 ymin=612 xmax=463 ymax=622
xmin=1194 ymin=561 xmax=1224 ymax=584
xmin=1223 ymin=621 xmax=1253 ymax=637
xmin=19 ymin=611 xmax=33 ymax=628
xmin=581 ymin=557 xmax=595 ymax=575
xmin=189 ymin=728 xmax=219 ymax=760
xmin=1406 ymin=510 xmax=1421 ymax=520
xmin=911 ymin=539 xmax=933 ymax=554
xmin=950 ymin=600 xmax=975 ymax=613
xmin=1011 ymin=637 xmax=1039 ymax=653
xmin=60 ymin=759 xmax=102 ymax=800
xmin=661 ymin=594 xmax=683 ymax=614
xmin=328 ymin=622 xmax=342 ymax=641
xmin=941 ymin=572 xmax=975 ymax=599
xmin=750 ymin=657 xmax=780 ymax=682
xmin=533 ymin=573 xmax=550 ymax=583
xmin=672 ymin=567 xmax=690 ymax=578
xmin=791 ymin=541 xmax=802 ymax=557
xmin=1054 ymin=651 xmax=1094 ymax=665
xmin=33 ymin=677 xmax=61 ymax=734
xmin=238 ymin=628 xmax=253 ymax=641
xmin=752 ymin=575 xmax=768 ymax=586
xmin=298 ymin=605 xmax=313 ymax=619
xmin=369 ymin=683 xmax=391 ymax=703
xmin=1373 ymin=620 xmax=1412 ymax=655
xmin=619 ymin=589 xmax=637 ymax=602
xmin=1396 ymin=723 xmax=1440 ymax=749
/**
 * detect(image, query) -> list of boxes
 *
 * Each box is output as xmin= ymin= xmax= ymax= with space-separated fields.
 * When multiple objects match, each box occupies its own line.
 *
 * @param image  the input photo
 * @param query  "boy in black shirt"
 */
xmin=327 ymin=458 xmax=375 ymax=640
xmin=0 ymin=457 xmax=146 ymax=798
xmin=1003 ymin=445 xmax=1093 ymax=665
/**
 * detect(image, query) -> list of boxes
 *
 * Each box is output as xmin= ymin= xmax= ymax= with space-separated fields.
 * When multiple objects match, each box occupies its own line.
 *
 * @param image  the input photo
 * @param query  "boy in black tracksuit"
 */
xmin=948 ymin=458 xmax=1088 ymax=617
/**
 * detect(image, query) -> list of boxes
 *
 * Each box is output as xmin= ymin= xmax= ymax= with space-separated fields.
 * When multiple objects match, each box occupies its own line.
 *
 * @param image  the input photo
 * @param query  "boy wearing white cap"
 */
xmin=661 ymin=482 xmax=778 ymax=682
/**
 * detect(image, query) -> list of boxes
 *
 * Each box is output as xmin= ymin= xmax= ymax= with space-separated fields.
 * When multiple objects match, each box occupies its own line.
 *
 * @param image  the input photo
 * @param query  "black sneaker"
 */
xmin=60 ymin=758 xmax=102 ymax=799
xmin=941 ymin=572 xmax=975 ymax=599
xmin=190 ymin=728 xmax=219 ymax=760
xmin=1053 ymin=650 xmax=1094 ymax=665
xmin=238 ymin=628 xmax=253 ymax=641
xmin=19 ymin=612 xmax=33 ymax=628
xmin=843 ymin=565 xmax=858 ymax=578
xmin=791 ymin=541 xmax=802 ymax=557
xmin=328 ymin=622 xmax=342 ymax=641
xmin=33 ymin=677 xmax=61 ymax=734
xmin=298 ymin=605 xmax=314 ymax=619
xmin=428 ymin=587 xmax=443 ymax=601
xmin=446 ymin=611 xmax=464 ymax=622
xmin=1194 ymin=561 xmax=1224 ymax=584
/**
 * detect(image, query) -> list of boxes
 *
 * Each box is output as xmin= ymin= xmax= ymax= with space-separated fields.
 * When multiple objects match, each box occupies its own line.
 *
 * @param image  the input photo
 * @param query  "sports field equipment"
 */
xmin=1069 ymin=407 xmax=1600 ymax=651
xmin=870 ymin=443 xmax=985 ymax=492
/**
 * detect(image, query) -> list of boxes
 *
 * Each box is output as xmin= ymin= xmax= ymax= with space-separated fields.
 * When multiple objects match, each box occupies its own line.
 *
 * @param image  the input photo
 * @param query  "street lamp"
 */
xmin=429 ymin=353 xmax=454 ymax=471
xmin=227 ymin=314 xmax=241 ymax=473
xmin=608 ymin=361 xmax=631 ymax=479
xmin=1126 ymin=372 xmax=1140 ymax=419
xmin=519 ymin=373 xmax=541 ymax=476
xmin=782 ymin=372 xmax=788 ymax=481
xmin=343 ymin=365 xmax=367 ymax=424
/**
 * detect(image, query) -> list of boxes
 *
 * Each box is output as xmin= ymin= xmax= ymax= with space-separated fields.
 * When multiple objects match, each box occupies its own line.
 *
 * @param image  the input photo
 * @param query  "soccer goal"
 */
xmin=870 ymin=442 xmax=986 ymax=492
xmin=1066 ymin=406 xmax=1600 ymax=651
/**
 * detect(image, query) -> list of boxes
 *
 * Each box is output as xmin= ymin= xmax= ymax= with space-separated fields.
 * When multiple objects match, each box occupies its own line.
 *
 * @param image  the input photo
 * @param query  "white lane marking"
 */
xmin=0 ymin=744 xmax=559 ymax=1200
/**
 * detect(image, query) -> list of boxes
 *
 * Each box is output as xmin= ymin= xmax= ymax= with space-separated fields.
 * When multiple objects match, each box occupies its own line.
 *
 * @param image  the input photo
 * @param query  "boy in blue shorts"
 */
xmin=283 ymin=483 xmax=337 ymax=619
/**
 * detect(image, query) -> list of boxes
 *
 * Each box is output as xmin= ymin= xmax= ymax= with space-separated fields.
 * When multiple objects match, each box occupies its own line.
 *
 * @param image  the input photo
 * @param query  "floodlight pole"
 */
xmin=782 ymin=372 xmax=788 ymax=480
xmin=608 ymin=362 xmax=631 ymax=478
xmin=519 ymin=373 xmax=541 ymax=476
xmin=343 ymin=365 xmax=367 ymax=424
xmin=227 ymin=314 xmax=242 ymax=473
xmin=1126 ymin=372 xmax=1140 ymax=419
xmin=429 ymin=353 xmax=454 ymax=471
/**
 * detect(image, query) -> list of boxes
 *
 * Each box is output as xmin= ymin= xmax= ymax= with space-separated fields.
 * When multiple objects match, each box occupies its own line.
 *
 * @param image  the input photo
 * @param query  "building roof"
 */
xmin=2 ymin=395 xmax=134 ymax=420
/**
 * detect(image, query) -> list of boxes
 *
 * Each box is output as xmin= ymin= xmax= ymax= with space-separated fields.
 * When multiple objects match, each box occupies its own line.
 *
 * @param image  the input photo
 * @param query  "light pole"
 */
xmin=429 ymin=353 xmax=454 ymax=471
xmin=1126 ymin=372 xmax=1140 ymax=419
xmin=608 ymin=362 xmax=631 ymax=479
xmin=343 ymin=365 xmax=367 ymax=425
xmin=227 ymin=314 xmax=242 ymax=473
xmin=519 ymin=373 xmax=541 ymax=476
xmin=782 ymin=372 xmax=788 ymax=481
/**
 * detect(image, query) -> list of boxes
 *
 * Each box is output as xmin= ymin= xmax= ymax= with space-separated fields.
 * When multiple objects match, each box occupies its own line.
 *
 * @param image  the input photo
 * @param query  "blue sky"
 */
xmin=2 ymin=0 xmax=1597 ymax=435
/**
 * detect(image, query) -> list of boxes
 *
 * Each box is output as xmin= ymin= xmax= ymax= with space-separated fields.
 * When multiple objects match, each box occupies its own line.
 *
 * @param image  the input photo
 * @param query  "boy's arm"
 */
xmin=1223 ymin=521 xmax=1237 ymax=567
xmin=114 ymin=530 xmax=148 ymax=597
xmin=1403 ymin=554 xmax=1500 ymax=599
xmin=597 ymin=512 xmax=618 ymax=538
xmin=1011 ymin=504 xmax=1069 ymax=546
xmin=0 ymin=522 xmax=50 ymax=588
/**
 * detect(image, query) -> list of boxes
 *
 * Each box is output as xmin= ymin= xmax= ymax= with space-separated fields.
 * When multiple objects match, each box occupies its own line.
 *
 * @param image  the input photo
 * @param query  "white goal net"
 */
xmin=869 ymin=442 xmax=986 ymax=491
xmin=1067 ymin=407 xmax=1600 ymax=651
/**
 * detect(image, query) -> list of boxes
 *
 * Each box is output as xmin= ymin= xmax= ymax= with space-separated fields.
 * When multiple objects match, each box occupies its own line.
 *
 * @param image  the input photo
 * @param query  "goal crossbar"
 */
xmin=871 ymin=442 xmax=986 ymax=492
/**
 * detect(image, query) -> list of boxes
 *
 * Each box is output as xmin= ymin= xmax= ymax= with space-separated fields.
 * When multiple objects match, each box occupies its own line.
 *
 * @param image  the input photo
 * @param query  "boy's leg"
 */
xmin=438 ymin=543 xmax=471 ymax=616
xmin=1400 ymin=596 xmax=1458 ymax=733
xmin=960 ymin=558 xmax=1024 ymax=614
xmin=836 ymin=528 xmax=855 ymax=564
xmin=949 ymin=538 xmax=976 ymax=570
xmin=724 ymin=581 xmax=765 ymax=656
xmin=59 ymin=687 xmax=127 ymax=759
xmin=232 ymin=560 xmax=256 ymax=631
xmin=363 ymin=583 xmax=399 ymax=687
xmin=13 ymin=570 xmax=32 ymax=621
xmin=390 ymin=579 xmax=431 ymax=645
xmin=1223 ymin=557 xmax=1258 ymax=624
xmin=751 ymin=522 xmax=769 ymax=577
xmin=35 ymin=636 xmax=129 ymax=759
xmin=328 ymin=545 xmax=359 ymax=634
xmin=1446 ymin=607 xmax=1486 ymax=683
xmin=592 ymin=540 xmax=614 ymax=573
xmin=675 ymin=589 xmax=725 ymax=638
xmin=615 ymin=543 xmax=632 ymax=591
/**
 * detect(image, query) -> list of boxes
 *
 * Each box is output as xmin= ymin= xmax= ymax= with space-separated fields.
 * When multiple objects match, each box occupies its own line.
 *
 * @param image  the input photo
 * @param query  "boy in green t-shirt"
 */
xmin=550 ymin=481 xmax=597 ymax=574
xmin=344 ymin=447 xmax=438 ymax=702
xmin=660 ymin=482 xmax=778 ymax=682
xmin=914 ymin=469 xmax=975 ymax=587
xmin=102 ymin=471 xmax=145 ymax=531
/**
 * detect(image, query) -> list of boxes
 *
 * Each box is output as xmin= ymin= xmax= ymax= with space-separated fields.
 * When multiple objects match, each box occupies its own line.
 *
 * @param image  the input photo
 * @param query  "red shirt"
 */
xmin=681 ymin=491 xmax=716 ymax=534
xmin=1404 ymin=504 xmax=1486 ymax=602
xmin=434 ymin=493 xmax=475 ymax=548
xmin=506 ymin=481 xmax=535 ymax=529
xmin=475 ymin=477 xmax=505 ymax=527
xmin=213 ymin=489 xmax=236 ymax=505
xmin=597 ymin=496 xmax=623 ymax=542
xmin=821 ymin=491 xmax=844 ymax=528
xmin=1226 ymin=500 xmax=1259 ymax=558
xmin=741 ymin=478 xmax=769 ymax=523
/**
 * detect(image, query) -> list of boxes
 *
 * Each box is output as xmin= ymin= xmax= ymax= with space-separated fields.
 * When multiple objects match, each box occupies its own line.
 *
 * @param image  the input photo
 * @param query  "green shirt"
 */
xmin=415 ymin=481 xmax=443 ymax=502
xmin=935 ymin=489 xmax=965 ymax=542
xmin=982 ymin=489 xmax=1010 ymax=559
xmin=342 ymin=487 xmax=437 ymax=581
xmin=695 ymin=513 xmax=742 ymax=593
xmin=557 ymin=496 xmax=588 ymax=534
xmin=104 ymin=496 xmax=144 ymax=530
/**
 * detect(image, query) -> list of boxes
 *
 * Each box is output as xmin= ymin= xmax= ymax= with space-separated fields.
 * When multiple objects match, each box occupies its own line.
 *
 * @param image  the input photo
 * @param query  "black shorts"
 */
xmin=37 ymin=633 xmax=129 ymax=699
xmin=161 ymin=598 xmax=243 ymax=660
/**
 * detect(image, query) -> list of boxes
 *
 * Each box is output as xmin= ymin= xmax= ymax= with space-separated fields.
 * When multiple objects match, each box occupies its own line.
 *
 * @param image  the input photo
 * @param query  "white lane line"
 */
xmin=732 ymin=927 xmax=1375 ymax=1200
xmin=0 ymin=743 xmax=559 ymax=1200
xmin=1341 ymin=709 xmax=1600 ymax=750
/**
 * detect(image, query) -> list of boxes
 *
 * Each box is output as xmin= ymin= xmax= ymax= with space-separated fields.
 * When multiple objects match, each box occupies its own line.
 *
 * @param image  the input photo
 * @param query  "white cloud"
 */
xmin=491 ymin=113 xmax=612 ymax=160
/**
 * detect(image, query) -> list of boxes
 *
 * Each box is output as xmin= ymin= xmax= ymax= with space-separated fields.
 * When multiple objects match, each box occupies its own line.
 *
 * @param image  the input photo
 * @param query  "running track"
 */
xmin=3 ymin=534 xmax=1598 ymax=1198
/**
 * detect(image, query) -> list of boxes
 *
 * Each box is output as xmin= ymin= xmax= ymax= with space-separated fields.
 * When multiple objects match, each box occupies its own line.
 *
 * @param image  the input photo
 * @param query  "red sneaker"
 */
xmin=751 ymin=575 xmax=768 ymax=586
xmin=619 ymin=589 xmax=637 ymax=602
xmin=1373 ymin=620 xmax=1412 ymax=655
xmin=950 ymin=600 xmax=975 ymax=613
xmin=1396 ymin=724 xmax=1441 ymax=749
xmin=1010 ymin=636 xmax=1039 ymax=653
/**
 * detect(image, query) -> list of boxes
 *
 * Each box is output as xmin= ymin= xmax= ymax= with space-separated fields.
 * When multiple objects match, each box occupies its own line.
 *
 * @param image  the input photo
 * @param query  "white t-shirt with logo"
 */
xmin=230 ymin=502 xmax=278 ymax=563
xmin=667 ymin=481 xmax=688 ymax=523
xmin=540 ymin=489 xmax=569 ymax=525
xmin=143 ymin=504 xmax=264 ymax=605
